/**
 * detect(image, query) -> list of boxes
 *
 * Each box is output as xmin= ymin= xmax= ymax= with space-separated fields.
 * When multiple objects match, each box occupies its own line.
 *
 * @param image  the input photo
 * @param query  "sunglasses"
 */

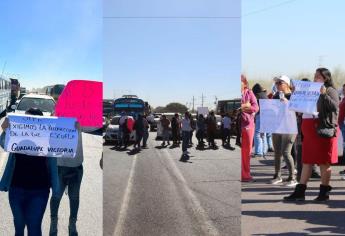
xmin=275 ymin=80 xmax=284 ymax=85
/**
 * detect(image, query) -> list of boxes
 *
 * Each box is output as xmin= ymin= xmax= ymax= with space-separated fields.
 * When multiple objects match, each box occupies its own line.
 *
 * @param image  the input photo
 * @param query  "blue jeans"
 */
xmin=143 ymin=130 xmax=149 ymax=146
xmin=9 ymin=187 xmax=50 ymax=236
xmin=266 ymin=133 xmax=273 ymax=149
xmin=50 ymin=165 xmax=83 ymax=223
xmin=254 ymin=116 xmax=267 ymax=155
xmin=182 ymin=131 xmax=190 ymax=153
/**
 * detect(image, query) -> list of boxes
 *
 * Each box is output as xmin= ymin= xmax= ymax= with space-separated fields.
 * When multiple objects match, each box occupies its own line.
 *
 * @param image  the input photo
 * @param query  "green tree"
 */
xmin=164 ymin=103 xmax=188 ymax=113
xmin=153 ymin=106 xmax=166 ymax=113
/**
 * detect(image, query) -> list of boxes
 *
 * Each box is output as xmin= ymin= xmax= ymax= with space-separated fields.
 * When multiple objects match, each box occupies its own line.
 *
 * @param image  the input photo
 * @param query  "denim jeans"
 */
xmin=135 ymin=131 xmax=143 ymax=147
xmin=266 ymin=133 xmax=273 ymax=150
xmin=50 ymin=165 xmax=83 ymax=224
xmin=162 ymin=129 xmax=170 ymax=143
xmin=182 ymin=131 xmax=190 ymax=153
xmin=9 ymin=187 xmax=50 ymax=236
xmin=143 ymin=130 xmax=149 ymax=146
xmin=254 ymin=116 xmax=267 ymax=155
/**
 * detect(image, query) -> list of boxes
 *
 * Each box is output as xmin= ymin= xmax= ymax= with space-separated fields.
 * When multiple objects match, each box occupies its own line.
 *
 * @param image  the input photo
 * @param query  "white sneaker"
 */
xmin=284 ymin=179 xmax=298 ymax=187
xmin=269 ymin=177 xmax=283 ymax=184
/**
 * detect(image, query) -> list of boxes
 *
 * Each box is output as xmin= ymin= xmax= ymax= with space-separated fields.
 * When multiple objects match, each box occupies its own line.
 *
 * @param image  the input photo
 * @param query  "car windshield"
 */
xmin=110 ymin=117 xmax=120 ymax=125
xmin=17 ymin=98 xmax=55 ymax=113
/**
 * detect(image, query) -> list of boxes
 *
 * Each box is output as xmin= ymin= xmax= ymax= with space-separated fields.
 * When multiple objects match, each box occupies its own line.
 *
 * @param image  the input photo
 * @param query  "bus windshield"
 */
xmin=114 ymin=97 xmax=145 ymax=115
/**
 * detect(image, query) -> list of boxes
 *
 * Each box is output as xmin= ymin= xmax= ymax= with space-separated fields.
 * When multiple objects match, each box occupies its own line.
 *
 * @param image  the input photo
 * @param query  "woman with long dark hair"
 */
xmin=285 ymin=68 xmax=339 ymax=201
xmin=0 ymin=108 xmax=59 ymax=236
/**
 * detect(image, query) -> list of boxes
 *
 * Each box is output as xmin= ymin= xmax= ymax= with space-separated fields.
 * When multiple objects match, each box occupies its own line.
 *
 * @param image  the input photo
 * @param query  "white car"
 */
xmin=11 ymin=94 xmax=56 ymax=116
xmin=104 ymin=116 xmax=136 ymax=144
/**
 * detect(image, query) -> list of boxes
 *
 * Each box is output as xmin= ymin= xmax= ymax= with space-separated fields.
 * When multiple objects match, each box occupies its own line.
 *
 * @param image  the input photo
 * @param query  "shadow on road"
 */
xmin=243 ymin=210 xmax=345 ymax=235
xmin=127 ymin=148 xmax=141 ymax=156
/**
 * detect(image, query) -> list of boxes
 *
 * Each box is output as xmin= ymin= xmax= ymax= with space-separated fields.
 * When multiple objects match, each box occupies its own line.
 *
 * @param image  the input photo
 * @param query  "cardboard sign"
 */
xmin=289 ymin=80 xmax=323 ymax=115
xmin=4 ymin=114 xmax=78 ymax=158
xmin=55 ymin=80 xmax=103 ymax=128
xmin=259 ymin=99 xmax=298 ymax=134
xmin=197 ymin=107 xmax=209 ymax=117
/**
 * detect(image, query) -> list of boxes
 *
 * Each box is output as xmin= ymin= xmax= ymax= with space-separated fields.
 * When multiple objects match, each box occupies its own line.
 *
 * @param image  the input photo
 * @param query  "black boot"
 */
xmin=314 ymin=185 xmax=332 ymax=202
xmin=283 ymin=184 xmax=306 ymax=201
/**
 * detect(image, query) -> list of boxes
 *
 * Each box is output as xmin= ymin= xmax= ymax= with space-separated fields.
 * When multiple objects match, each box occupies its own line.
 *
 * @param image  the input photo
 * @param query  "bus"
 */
xmin=103 ymin=99 xmax=114 ymax=118
xmin=0 ymin=77 xmax=11 ymax=116
xmin=216 ymin=99 xmax=241 ymax=116
xmin=113 ymin=95 xmax=146 ymax=116
xmin=43 ymin=84 xmax=65 ymax=101
xmin=10 ymin=78 xmax=20 ymax=105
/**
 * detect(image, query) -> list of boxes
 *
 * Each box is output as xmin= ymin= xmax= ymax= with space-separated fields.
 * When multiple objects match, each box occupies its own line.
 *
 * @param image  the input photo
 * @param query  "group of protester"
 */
xmin=116 ymin=112 xmax=150 ymax=151
xmin=241 ymin=67 xmax=343 ymax=202
xmin=159 ymin=111 xmax=235 ymax=149
xmin=0 ymin=107 xmax=85 ymax=236
xmin=116 ymin=110 xmax=236 ymax=161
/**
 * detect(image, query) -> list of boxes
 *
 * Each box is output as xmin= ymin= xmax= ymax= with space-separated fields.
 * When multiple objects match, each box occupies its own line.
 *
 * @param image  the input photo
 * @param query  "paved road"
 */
xmin=104 ymin=132 xmax=241 ymax=236
xmin=242 ymin=153 xmax=345 ymax=236
xmin=0 ymin=117 xmax=103 ymax=235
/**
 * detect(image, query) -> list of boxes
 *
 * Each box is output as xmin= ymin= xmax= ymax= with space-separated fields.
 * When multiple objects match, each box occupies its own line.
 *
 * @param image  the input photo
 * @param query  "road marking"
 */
xmin=160 ymin=148 xmax=220 ymax=236
xmin=113 ymin=154 xmax=138 ymax=236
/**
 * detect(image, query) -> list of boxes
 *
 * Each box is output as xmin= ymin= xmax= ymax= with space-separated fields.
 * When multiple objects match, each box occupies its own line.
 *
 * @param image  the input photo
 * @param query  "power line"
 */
xmin=104 ymin=0 xmax=298 ymax=20
xmin=103 ymin=16 xmax=240 ymax=19
xmin=243 ymin=0 xmax=298 ymax=17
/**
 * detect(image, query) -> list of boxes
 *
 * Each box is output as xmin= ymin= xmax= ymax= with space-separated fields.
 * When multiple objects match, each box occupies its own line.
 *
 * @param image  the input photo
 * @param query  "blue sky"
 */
xmin=0 ymin=0 xmax=102 ymax=90
xmin=242 ymin=0 xmax=345 ymax=80
xmin=104 ymin=0 xmax=241 ymax=108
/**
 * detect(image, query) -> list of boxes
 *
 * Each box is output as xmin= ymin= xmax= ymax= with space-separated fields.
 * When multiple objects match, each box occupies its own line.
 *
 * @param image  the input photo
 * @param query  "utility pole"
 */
xmin=214 ymin=96 xmax=218 ymax=110
xmin=1 ymin=61 xmax=7 ymax=78
xmin=200 ymin=93 xmax=206 ymax=107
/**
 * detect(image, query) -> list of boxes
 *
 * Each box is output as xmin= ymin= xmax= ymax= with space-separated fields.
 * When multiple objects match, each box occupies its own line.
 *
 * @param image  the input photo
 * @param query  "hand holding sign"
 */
xmin=259 ymin=99 xmax=298 ymax=134
xmin=55 ymin=80 xmax=103 ymax=128
xmin=4 ymin=114 xmax=78 ymax=158
xmin=289 ymin=80 xmax=323 ymax=115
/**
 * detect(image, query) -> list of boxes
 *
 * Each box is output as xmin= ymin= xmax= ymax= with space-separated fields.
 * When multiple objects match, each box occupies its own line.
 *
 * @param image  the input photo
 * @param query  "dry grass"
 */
xmin=247 ymin=67 xmax=345 ymax=92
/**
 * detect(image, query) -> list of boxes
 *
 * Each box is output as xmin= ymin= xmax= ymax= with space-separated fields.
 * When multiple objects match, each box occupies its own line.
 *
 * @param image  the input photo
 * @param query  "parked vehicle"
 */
xmin=43 ymin=84 xmax=65 ymax=101
xmin=104 ymin=115 xmax=136 ymax=144
xmin=11 ymin=93 xmax=56 ymax=116
xmin=0 ymin=77 xmax=11 ymax=117
xmin=10 ymin=78 xmax=20 ymax=106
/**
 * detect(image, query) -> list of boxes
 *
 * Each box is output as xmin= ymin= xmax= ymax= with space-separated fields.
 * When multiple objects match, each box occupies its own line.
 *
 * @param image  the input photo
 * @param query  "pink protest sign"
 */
xmin=55 ymin=80 xmax=103 ymax=128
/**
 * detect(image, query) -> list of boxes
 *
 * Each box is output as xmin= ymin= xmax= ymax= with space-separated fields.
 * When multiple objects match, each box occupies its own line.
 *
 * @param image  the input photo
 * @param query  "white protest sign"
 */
xmin=4 ymin=114 xmax=78 ymax=158
xmin=289 ymin=80 xmax=323 ymax=115
xmin=197 ymin=107 xmax=209 ymax=117
xmin=259 ymin=99 xmax=298 ymax=134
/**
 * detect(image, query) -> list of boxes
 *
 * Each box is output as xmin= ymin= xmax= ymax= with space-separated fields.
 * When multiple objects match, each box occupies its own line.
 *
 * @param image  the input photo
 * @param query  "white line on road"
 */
xmin=161 ymin=149 xmax=220 ymax=236
xmin=113 ymin=154 xmax=138 ymax=236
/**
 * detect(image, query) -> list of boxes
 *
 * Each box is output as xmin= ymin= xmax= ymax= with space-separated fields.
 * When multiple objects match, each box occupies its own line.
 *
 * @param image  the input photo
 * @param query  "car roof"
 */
xmin=21 ymin=93 xmax=55 ymax=100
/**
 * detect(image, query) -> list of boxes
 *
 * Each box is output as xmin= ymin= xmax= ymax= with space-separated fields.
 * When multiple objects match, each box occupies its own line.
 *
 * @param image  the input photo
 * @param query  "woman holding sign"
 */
xmin=285 ymin=68 xmax=339 ymax=201
xmin=241 ymin=75 xmax=259 ymax=182
xmin=269 ymin=75 xmax=297 ymax=187
xmin=0 ymin=108 xmax=59 ymax=236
